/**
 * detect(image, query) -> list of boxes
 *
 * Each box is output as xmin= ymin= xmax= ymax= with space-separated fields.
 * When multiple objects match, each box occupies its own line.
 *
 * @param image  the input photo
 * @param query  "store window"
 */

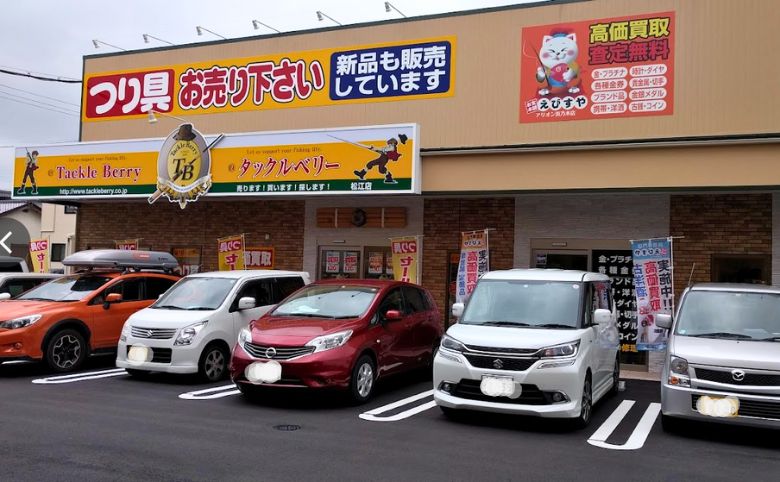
xmin=711 ymin=254 xmax=770 ymax=284
xmin=363 ymin=246 xmax=393 ymax=279
xmin=319 ymin=248 xmax=361 ymax=279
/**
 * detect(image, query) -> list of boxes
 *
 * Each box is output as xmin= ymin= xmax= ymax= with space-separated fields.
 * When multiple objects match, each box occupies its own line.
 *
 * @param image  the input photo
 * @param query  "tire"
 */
xmin=610 ymin=355 xmax=621 ymax=396
xmin=349 ymin=355 xmax=376 ymax=404
xmin=198 ymin=344 xmax=229 ymax=382
xmin=574 ymin=375 xmax=593 ymax=429
xmin=45 ymin=329 xmax=87 ymax=373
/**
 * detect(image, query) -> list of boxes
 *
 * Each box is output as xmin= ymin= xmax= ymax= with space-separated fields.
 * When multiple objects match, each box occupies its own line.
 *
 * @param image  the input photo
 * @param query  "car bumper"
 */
xmin=432 ymin=348 xmax=584 ymax=418
xmin=0 ymin=328 xmax=42 ymax=360
xmin=116 ymin=337 xmax=199 ymax=374
xmin=230 ymin=342 xmax=355 ymax=389
xmin=662 ymin=383 xmax=780 ymax=429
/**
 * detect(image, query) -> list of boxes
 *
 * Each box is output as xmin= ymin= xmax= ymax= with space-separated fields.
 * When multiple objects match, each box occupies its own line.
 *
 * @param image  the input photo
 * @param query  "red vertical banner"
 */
xmin=455 ymin=230 xmax=490 ymax=303
xmin=520 ymin=11 xmax=674 ymax=122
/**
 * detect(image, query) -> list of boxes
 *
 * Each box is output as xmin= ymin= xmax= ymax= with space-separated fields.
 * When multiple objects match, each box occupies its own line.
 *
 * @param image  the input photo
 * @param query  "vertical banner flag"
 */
xmin=218 ymin=234 xmax=245 ymax=271
xmin=29 ymin=238 xmax=50 ymax=273
xmin=631 ymin=238 xmax=674 ymax=351
xmin=456 ymin=230 xmax=490 ymax=303
xmin=390 ymin=236 xmax=420 ymax=283
xmin=116 ymin=239 xmax=139 ymax=250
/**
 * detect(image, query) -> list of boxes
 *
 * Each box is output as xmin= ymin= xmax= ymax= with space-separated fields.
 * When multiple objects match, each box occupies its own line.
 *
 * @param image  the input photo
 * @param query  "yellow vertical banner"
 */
xmin=390 ymin=236 xmax=420 ymax=284
xmin=218 ymin=234 xmax=246 ymax=271
xmin=29 ymin=238 xmax=51 ymax=273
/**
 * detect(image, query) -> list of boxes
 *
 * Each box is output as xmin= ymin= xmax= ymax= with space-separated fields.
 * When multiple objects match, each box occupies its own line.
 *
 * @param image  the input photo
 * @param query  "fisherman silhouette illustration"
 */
xmin=353 ymin=136 xmax=406 ymax=184
xmin=18 ymin=149 xmax=40 ymax=195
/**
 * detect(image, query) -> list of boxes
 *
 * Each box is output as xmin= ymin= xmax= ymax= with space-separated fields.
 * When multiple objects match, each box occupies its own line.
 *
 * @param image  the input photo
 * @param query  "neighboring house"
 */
xmin=0 ymin=190 xmax=77 ymax=273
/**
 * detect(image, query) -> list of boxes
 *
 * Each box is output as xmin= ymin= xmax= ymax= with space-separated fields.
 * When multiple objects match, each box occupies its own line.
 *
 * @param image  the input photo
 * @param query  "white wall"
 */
xmin=303 ymin=196 xmax=424 ymax=279
xmin=40 ymin=203 xmax=78 ymax=271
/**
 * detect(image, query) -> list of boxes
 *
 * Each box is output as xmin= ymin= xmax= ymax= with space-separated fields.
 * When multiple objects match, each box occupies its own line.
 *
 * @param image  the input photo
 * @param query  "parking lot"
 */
xmin=2 ymin=358 xmax=779 ymax=482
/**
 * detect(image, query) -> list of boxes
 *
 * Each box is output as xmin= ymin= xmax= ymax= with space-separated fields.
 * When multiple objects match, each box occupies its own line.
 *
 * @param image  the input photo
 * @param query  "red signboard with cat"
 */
xmin=520 ymin=11 xmax=674 ymax=122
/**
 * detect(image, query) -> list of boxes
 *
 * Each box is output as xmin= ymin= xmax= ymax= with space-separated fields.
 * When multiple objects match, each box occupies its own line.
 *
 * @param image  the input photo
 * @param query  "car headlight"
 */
xmin=539 ymin=341 xmax=580 ymax=358
xmin=440 ymin=335 xmax=467 ymax=353
xmin=305 ymin=330 xmax=352 ymax=353
xmin=668 ymin=355 xmax=690 ymax=387
xmin=0 ymin=314 xmax=42 ymax=330
xmin=120 ymin=323 xmax=130 ymax=342
xmin=174 ymin=321 xmax=208 ymax=346
xmin=238 ymin=326 xmax=252 ymax=345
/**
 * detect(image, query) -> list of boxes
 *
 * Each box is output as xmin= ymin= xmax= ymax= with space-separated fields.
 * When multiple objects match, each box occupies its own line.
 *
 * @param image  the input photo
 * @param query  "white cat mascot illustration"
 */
xmin=535 ymin=31 xmax=581 ymax=96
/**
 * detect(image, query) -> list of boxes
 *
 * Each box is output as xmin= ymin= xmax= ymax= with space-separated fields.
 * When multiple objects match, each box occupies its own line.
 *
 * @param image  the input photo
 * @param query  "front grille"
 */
xmin=451 ymin=379 xmax=550 ymax=405
xmin=242 ymin=342 xmax=314 ymax=360
xmin=126 ymin=346 xmax=172 ymax=364
xmin=695 ymin=368 xmax=780 ymax=387
xmin=131 ymin=326 xmax=177 ymax=340
xmin=464 ymin=344 xmax=538 ymax=356
xmin=463 ymin=354 xmax=536 ymax=371
xmin=692 ymin=394 xmax=780 ymax=421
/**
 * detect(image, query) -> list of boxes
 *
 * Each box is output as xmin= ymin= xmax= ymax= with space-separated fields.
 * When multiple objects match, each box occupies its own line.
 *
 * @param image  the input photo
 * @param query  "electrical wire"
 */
xmin=0 ymin=93 xmax=79 ymax=117
xmin=0 ymin=64 xmax=80 ymax=81
xmin=0 ymin=89 xmax=80 ymax=114
xmin=0 ymin=68 xmax=81 ymax=84
xmin=0 ymin=83 xmax=80 ymax=107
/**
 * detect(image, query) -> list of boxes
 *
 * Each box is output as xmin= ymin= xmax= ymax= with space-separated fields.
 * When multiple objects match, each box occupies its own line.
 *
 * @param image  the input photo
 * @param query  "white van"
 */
xmin=433 ymin=269 xmax=620 ymax=427
xmin=116 ymin=270 xmax=310 ymax=381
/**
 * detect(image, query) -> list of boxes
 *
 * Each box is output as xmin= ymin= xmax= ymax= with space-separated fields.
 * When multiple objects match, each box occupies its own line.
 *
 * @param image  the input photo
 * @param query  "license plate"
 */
xmin=245 ymin=361 xmax=282 ymax=384
xmin=696 ymin=395 xmax=740 ymax=418
xmin=480 ymin=375 xmax=519 ymax=398
xmin=127 ymin=345 xmax=151 ymax=363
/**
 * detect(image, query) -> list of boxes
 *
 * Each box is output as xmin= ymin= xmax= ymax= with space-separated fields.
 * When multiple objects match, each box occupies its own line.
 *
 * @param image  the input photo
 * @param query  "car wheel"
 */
xmin=349 ymin=355 xmax=376 ymax=404
xmin=198 ymin=344 xmax=229 ymax=382
xmin=45 ymin=329 xmax=87 ymax=373
xmin=610 ymin=355 xmax=621 ymax=396
xmin=574 ymin=375 xmax=593 ymax=428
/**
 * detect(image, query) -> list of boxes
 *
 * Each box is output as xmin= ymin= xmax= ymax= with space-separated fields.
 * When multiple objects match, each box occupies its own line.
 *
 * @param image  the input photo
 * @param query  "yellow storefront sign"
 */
xmin=29 ymin=238 xmax=50 ymax=273
xmin=390 ymin=236 xmax=420 ymax=284
xmin=218 ymin=235 xmax=245 ymax=271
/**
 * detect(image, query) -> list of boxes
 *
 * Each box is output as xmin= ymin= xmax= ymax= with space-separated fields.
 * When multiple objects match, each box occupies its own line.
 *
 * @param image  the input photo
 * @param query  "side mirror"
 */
xmin=0 ymin=292 xmax=11 ymax=300
xmin=593 ymin=308 xmax=611 ymax=325
xmin=104 ymin=292 xmax=122 ymax=309
xmin=238 ymin=297 xmax=257 ymax=310
xmin=384 ymin=309 xmax=403 ymax=321
xmin=451 ymin=302 xmax=464 ymax=319
xmin=656 ymin=313 xmax=673 ymax=330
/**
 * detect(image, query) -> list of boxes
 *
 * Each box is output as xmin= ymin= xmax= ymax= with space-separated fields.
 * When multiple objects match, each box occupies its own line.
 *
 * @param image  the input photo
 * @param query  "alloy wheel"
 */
xmin=204 ymin=349 xmax=226 ymax=381
xmin=52 ymin=334 xmax=82 ymax=370
xmin=580 ymin=378 xmax=593 ymax=425
xmin=356 ymin=362 xmax=374 ymax=398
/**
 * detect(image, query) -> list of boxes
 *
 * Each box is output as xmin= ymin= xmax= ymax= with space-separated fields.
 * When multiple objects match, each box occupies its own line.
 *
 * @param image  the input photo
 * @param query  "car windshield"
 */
xmin=16 ymin=275 xmax=111 ymax=302
xmin=272 ymin=285 xmax=379 ymax=319
xmin=152 ymin=277 xmax=238 ymax=310
xmin=675 ymin=290 xmax=780 ymax=340
xmin=460 ymin=280 xmax=582 ymax=328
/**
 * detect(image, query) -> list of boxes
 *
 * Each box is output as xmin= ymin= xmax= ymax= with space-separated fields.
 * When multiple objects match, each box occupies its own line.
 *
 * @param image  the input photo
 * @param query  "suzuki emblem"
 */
xmin=731 ymin=369 xmax=745 ymax=382
xmin=146 ymin=329 xmax=154 ymax=338
xmin=493 ymin=359 xmax=504 ymax=369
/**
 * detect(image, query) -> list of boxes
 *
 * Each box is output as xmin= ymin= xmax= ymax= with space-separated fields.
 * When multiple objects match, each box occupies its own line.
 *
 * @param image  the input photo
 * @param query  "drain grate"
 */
xmin=273 ymin=424 xmax=301 ymax=431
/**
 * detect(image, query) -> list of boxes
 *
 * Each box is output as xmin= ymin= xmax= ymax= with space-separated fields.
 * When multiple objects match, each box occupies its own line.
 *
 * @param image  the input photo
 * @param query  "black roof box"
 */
xmin=63 ymin=249 xmax=179 ymax=271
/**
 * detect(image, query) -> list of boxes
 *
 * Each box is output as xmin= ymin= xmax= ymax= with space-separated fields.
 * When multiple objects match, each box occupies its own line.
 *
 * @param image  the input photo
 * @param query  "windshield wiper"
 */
xmin=19 ymin=297 xmax=53 ymax=301
xmin=689 ymin=332 xmax=753 ymax=340
xmin=758 ymin=336 xmax=780 ymax=342
xmin=276 ymin=313 xmax=332 ymax=318
xmin=154 ymin=305 xmax=183 ymax=310
xmin=480 ymin=321 xmax=531 ymax=327
xmin=535 ymin=323 xmax=576 ymax=329
xmin=185 ymin=307 xmax=216 ymax=311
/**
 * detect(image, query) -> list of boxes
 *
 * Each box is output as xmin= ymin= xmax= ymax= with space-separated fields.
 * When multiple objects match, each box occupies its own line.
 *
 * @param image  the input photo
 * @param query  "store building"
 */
xmin=10 ymin=0 xmax=780 ymax=373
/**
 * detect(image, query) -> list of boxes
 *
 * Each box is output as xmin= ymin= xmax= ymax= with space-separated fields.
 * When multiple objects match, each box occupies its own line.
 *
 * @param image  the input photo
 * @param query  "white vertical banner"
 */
xmin=455 ymin=229 xmax=490 ymax=304
xmin=630 ymin=237 xmax=674 ymax=351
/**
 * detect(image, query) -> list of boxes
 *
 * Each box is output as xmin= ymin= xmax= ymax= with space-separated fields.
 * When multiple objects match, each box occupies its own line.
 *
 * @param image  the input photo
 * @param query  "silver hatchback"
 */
xmin=658 ymin=283 xmax=780 ymax=430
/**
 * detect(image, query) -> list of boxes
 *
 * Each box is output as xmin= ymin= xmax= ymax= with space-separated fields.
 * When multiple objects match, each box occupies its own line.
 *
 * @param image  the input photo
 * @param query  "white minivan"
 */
xmin=434 ymin=269 xmax=620 ymax=427
xmin=116 ymin=270 xmax=310 ymax=381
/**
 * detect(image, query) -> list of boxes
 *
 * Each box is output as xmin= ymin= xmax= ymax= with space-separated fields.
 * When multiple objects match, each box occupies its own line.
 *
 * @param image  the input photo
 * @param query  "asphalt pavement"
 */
xmin=1 ymin=357 xmax=779 ymax=482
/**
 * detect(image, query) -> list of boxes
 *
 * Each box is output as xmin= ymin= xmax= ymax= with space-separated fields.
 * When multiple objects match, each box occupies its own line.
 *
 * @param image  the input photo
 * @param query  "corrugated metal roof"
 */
xmin=0 ymin=201 xmax=30 ymax=215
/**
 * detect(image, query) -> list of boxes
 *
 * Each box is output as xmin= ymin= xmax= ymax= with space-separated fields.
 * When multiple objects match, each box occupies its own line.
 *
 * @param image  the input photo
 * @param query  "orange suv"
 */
xmin=0 ymin=250 xmax=179 ymax=372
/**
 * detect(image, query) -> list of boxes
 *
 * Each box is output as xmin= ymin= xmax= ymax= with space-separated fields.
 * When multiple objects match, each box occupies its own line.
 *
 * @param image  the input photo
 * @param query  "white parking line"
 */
xmin=32 ymin=368 xmax=128 ymax=385
xmin=179 ymin=384 xmax=241 ymax=400
xmin=587 ymin=400 xmax=661 ymax=450
xmin=359 ymin=390 xmax=436 ymax=422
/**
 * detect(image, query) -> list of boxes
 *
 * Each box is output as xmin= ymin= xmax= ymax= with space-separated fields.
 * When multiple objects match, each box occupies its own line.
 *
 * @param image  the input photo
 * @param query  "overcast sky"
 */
xmin=0 ymin=0 xmax=544 ymax=192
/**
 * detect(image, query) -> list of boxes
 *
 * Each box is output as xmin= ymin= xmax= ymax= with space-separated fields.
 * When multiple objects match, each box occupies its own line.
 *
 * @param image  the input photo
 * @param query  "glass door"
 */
xmin=318 ymin=247 xmax=362 ymax=280
xmin=533 ymin=249 xmax=589 ymax=270
xmin=363 ymin=246 xmax=393 ymax=279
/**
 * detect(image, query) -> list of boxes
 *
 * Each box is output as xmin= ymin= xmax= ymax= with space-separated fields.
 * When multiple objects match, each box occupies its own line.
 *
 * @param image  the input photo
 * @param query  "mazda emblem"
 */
xmin=731 ymin=369 xmax=745 ymax=382
xmin=493 ymin=359 xmax=504 ymax=369
xmin=265 ymin=347 xmax=277 ymax=359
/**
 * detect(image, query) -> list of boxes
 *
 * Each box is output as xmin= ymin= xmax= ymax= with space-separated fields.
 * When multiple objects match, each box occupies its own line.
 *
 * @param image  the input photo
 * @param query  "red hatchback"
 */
xmin=230 ymin=279 xmax=443 ymax=403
